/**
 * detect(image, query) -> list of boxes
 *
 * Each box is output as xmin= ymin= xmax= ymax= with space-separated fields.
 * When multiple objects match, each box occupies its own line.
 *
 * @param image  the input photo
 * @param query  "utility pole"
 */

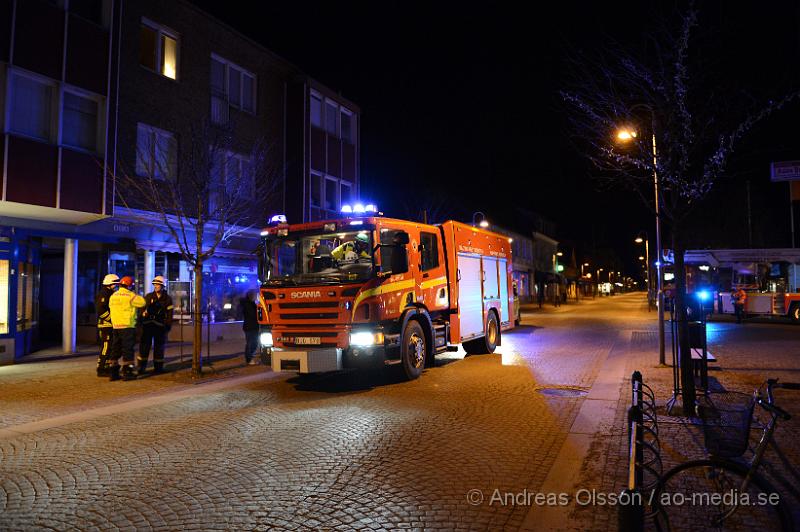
xmin=652 ymin=132 xmax=666 ymax=366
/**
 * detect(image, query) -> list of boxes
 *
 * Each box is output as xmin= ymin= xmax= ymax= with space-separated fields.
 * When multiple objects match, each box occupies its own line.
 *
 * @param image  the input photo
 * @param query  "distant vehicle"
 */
xmin=257 ymin=212 xmax=516 ymax=380
xmin=682 ymin=248 xmax=800 ymax=323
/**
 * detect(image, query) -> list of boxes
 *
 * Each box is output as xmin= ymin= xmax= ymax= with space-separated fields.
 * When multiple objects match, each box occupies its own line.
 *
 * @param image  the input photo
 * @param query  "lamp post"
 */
xmin=616 ymin=114 xmax=666 ymax=366
xmin=472 ymin=211 xmax=489 ymax=228
xmin=635 ymin=233 xmax=651 ymax=312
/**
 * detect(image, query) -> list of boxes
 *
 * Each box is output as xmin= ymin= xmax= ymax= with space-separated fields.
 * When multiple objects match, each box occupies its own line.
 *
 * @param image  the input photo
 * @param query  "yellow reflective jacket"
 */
xmin=109 ymin=287 xmax=146 ymax=329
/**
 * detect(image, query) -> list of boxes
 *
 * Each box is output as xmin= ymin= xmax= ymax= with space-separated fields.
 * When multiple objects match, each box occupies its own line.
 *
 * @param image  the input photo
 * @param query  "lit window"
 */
xmin=161 ymin=34 xmax=178 ymax=80
xmin=62 ymin=91 xmax=98 ymax=152
xmin=8 ymin=73 xmax=54 ymax=141
xmin=136 ymin=123 xmax=177 ymax=180
xmin=310 ymin=92 xmax=322 ymax=128
xmin=209 ymin=55 xmax=257 ymax=115
xmin=140 ymin=20 xmax=179 ymax=80
xmin=325 ymin=100 xmax=338 ymax=136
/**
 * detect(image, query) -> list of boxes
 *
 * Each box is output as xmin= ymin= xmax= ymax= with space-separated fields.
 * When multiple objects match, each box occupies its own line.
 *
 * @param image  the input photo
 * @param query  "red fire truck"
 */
xmin=257 ymin=212 xmax=515 ymax=380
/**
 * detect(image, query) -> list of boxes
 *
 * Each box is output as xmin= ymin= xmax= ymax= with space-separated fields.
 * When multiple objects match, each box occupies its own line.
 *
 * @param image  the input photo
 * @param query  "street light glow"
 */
xmin=556 ymin=251 xmax=563 ymax=257
xmin=616 ymin=128 xmax=638 ymax=141
xmin=634 ymin=237 xmax=644 ymax=243
xmin=639 ymin=256 xmax=645 ymax=260
xmin=479 ymin=220 xmax=489 ymax=228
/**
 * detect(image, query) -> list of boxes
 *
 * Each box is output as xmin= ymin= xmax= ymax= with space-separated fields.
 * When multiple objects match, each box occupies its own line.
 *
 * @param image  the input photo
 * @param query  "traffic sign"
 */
xmin=770 ymin=161 xmax=800 ymax=182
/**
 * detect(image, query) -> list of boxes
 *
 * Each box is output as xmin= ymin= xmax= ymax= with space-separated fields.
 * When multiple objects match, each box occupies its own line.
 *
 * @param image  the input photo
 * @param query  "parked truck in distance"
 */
xmin=257 ymin=213 xmax=515 ymax=380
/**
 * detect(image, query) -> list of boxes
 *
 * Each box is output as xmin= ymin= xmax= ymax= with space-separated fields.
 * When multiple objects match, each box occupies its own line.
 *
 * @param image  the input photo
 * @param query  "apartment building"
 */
xmin=0 ymin=0 xmax=360 ymax=362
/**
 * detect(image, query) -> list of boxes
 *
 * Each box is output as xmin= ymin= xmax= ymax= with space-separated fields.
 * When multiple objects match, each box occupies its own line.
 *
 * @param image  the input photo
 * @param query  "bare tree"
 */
xmin=561 ymin=2 xmax=798 ymax=414
xmin=116 ymin=119 xmax=281 ymax=376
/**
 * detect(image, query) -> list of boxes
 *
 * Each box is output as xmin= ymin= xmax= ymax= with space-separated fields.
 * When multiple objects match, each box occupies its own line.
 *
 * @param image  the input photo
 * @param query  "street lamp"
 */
xmin=616 ymin=110 xmax=665 ymax=367
xmin=472 ymin=211 xmax=489 ymax=228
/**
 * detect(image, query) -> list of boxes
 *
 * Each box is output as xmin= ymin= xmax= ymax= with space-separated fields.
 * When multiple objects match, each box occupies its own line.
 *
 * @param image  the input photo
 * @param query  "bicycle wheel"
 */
xmin=653 ymin=459 xmax=792 ymax=531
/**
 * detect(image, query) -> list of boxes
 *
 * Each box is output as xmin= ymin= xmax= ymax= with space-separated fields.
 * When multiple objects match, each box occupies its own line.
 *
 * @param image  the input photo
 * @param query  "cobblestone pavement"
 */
xmin=1 ymin=295 xmax=652 ymax=530
xmin=0 ymin=340 xmax=262 ymax=429
xmin=572 ymin=312 xmax=800 ymax=531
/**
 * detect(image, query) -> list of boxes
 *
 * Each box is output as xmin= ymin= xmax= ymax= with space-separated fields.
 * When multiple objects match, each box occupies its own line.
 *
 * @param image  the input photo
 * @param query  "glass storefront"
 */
xmin=16 ymin=261 xmax=39 ymax=332
xmin=202 ymin=259 xmax=258 ymax=322
xmin=0 ymin=260 xmax=9 ymax=334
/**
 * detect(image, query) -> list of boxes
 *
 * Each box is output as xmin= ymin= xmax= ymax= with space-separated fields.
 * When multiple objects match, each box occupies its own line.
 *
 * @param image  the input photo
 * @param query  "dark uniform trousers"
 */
xmin=111 ymin=328 xmax=137 ymax=370
xmin=97 ymin=328 xmax=113 ymax=371
xmin=138 ymin=324 xmax=167 ymax=368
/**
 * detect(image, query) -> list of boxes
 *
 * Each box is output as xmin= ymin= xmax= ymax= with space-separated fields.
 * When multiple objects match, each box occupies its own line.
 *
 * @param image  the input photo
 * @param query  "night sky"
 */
xmin=192 ymin=1 xmax=800 ymax=278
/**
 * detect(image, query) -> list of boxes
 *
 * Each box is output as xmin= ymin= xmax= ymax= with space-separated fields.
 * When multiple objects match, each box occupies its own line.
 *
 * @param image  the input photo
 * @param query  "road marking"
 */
xmin=0 ymin=371 xmax=286 ymax=440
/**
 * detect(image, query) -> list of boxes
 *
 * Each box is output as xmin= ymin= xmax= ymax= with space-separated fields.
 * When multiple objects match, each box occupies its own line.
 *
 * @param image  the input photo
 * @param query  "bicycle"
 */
xmin=652 ymin=379 xmax=800 ymax=531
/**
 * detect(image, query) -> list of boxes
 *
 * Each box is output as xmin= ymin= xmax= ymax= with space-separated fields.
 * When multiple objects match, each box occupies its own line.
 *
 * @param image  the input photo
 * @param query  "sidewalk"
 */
xmin=0 ymin=338 xmax=270 ymax=430
xmin=569 ymin=322 xmax=800 ymax=530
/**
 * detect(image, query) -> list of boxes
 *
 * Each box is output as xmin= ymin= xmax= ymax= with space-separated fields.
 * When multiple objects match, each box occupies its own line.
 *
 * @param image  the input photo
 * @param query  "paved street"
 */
xmin=0 ymin=294 xmax=798 ymax=530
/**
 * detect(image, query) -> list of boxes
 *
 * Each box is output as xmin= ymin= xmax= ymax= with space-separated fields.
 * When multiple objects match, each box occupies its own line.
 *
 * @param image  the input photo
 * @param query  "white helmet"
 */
xmin=102 ymin=274 xmax=120 ymax=286
xmin=152 ymin=275 xmax=166 ymax=286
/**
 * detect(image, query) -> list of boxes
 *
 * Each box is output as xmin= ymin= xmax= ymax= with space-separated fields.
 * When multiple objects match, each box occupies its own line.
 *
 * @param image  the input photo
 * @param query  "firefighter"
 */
xmin=137 ymin=276 xmax=174 ymax=375
xmin=95 ymin=274 xmax=119 ymax=377
xmin=732 ymin=287 xmax=747 ymax=324
xmin=331 ymin=233 xmax=370 ymax=262
xmin=109 ymin=276 xmax=146 ymax=381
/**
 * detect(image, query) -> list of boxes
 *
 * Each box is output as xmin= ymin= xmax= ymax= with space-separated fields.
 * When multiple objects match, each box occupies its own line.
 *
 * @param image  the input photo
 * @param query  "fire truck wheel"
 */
xmin=464 ymin=311 xmax=499 ymax=355
xmin=401 ymin=320 xmax=427 ymax=380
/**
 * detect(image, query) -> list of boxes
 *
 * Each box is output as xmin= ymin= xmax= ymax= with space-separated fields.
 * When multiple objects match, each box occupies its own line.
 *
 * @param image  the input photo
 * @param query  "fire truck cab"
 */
xmin=257 ymin=215 xmax=515 ymax=380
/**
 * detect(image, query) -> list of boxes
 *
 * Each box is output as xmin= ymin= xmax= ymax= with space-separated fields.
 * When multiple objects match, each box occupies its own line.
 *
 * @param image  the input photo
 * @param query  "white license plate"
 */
xmin=294 ymin=337 xmax=321 ymax=345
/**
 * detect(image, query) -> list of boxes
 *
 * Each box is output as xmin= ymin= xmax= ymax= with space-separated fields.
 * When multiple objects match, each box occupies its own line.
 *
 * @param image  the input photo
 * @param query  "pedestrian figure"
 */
xmin=732 ymin=287 xmax=747 ymax=324
xmin=240 ymin=290 xmax=260 ymax=365
xmin=109 ymin=276 xmax=146 ymax=381
xmin=137 ymin=276 xmax=174 ymax=376
xmin=95 ymin=274 xmax=119 ymax=376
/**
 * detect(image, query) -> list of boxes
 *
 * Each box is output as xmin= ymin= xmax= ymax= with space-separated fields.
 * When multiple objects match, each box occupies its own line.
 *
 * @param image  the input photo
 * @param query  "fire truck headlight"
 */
xmin=260 ymin=332 xmax=274 ymax=347
xmin=350 ymin=331 xmax=384 ymax=347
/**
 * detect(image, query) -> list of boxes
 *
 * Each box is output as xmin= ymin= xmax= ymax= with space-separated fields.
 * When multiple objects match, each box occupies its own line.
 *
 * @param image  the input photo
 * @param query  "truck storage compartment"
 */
xmin=458 ymin=253 xmax=484 ymax=339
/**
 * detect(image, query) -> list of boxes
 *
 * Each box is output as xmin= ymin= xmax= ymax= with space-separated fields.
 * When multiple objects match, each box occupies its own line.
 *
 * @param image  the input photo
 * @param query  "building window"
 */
xmin=136 ymin=123 xmax=177 ymax=180
xmin=341 ymin=108 xmax=354 ymax=144
xmin=140 ymin=20 xmax=179 ymax=80
xmin=62 ymin=91 xmax=99 ymax=152
xmin=420 ymin=232 xmax=439 ymax=271
xmin=310 ymin=92 xmax=322 ymax=128
xmin=8 ymin=73 xmax=55 ymax=141
xmin=0 ymin=260 xmax=8 ymax=335
xmin=211 ymin=150 xmax=254 ymax=198
xmin=324 ymin=177 xmax=338 ymax=211
xmin=325 ymin=100 xmax=338 ymax=136
xmin=210 ymin=55 xmax=256 ymax=117
xmin=310 ymin=171 xmax=323 ymax=208
xmin=340 ymin=181 xmax=352 ymax=206
xmin=70 ymin=0 xmax=105 ymax=26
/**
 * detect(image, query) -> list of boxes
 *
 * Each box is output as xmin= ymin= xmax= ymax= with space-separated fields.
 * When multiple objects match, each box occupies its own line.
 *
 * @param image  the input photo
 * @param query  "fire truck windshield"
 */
xmin=264 ymin=229 xmax=374 ymax=286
